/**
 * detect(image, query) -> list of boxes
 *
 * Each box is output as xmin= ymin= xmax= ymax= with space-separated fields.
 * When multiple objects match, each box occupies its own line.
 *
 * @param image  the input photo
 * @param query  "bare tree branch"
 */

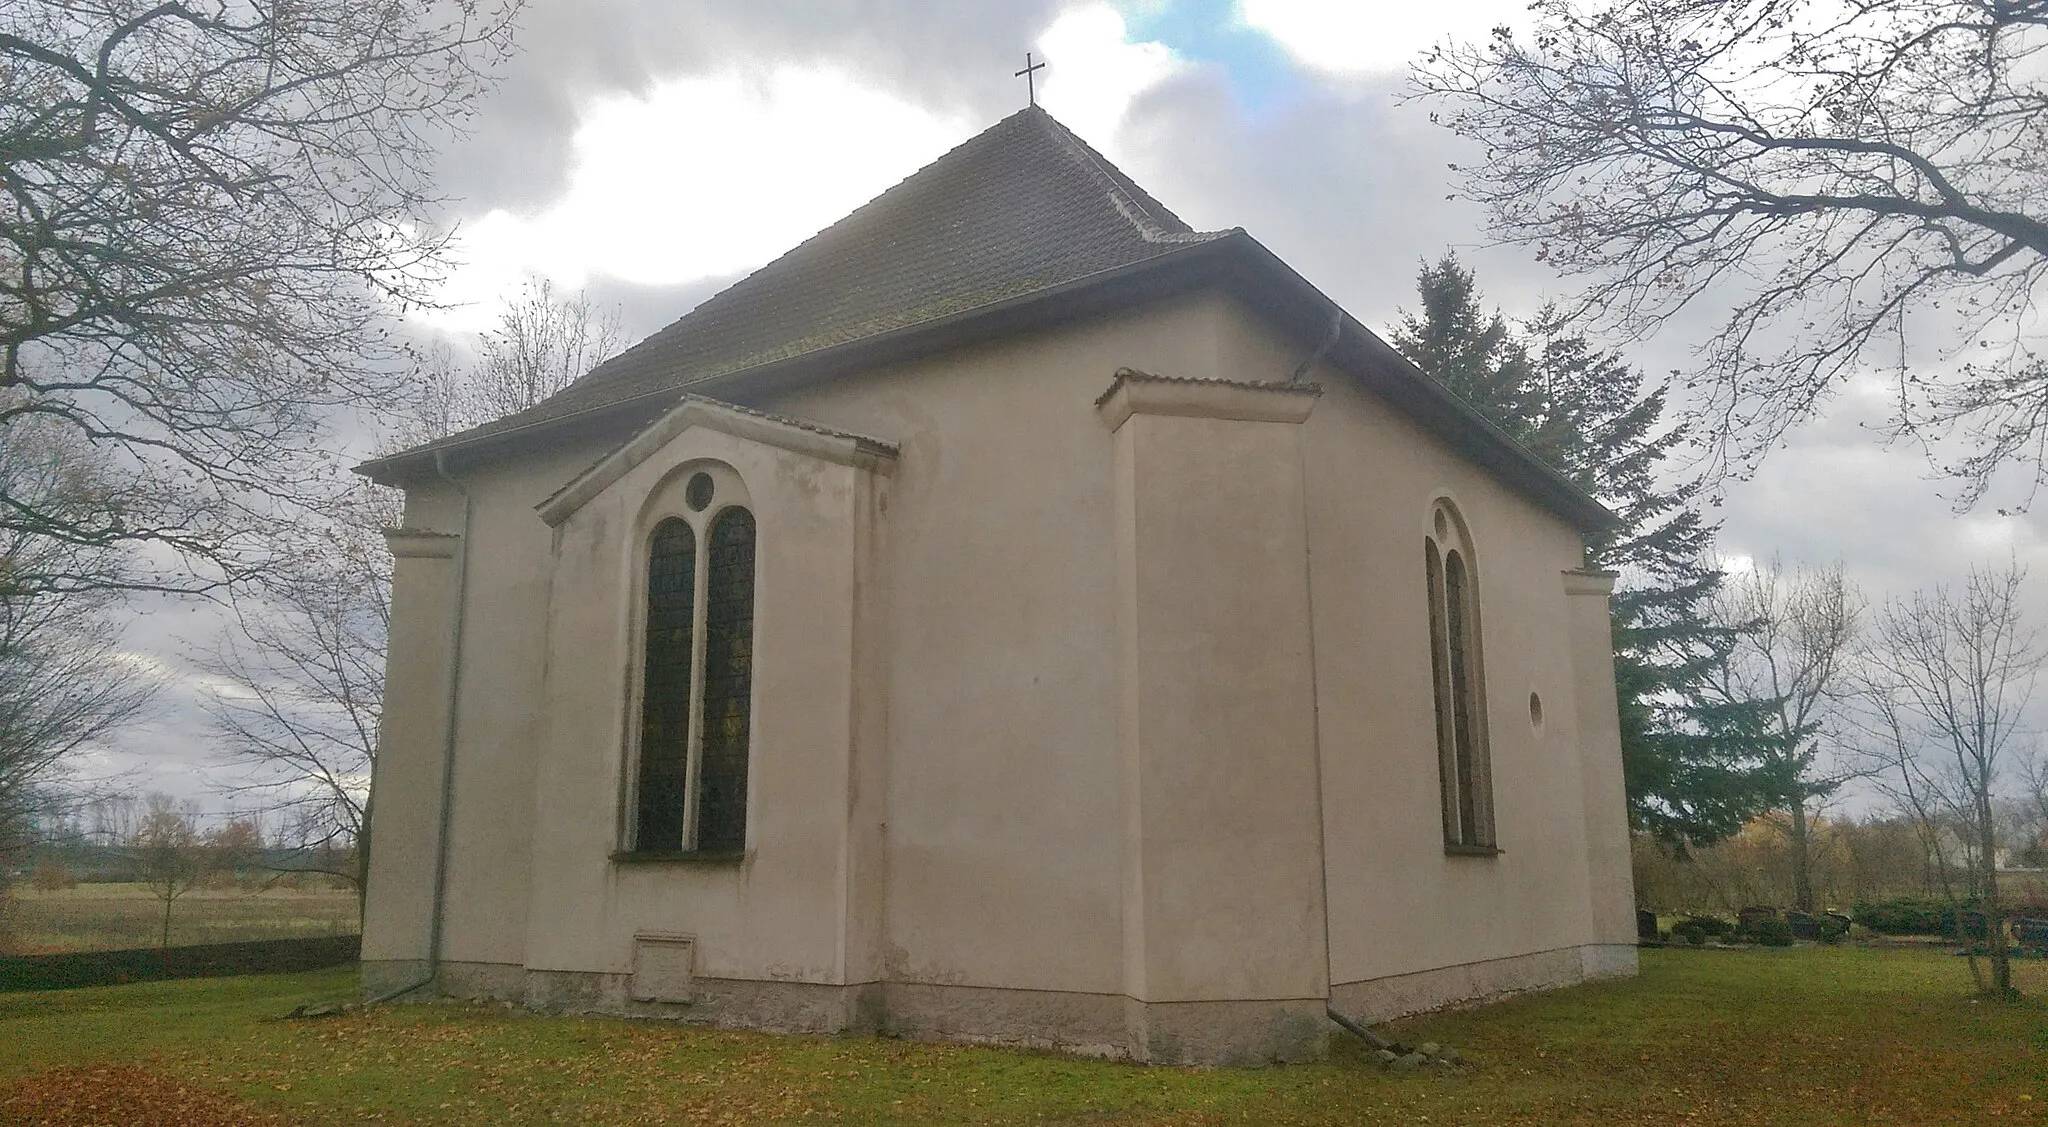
xmin=1414 ymin=0 xmax=2048 ymax=507
xmin=0 ymin=0 xmax=523 ymax=594
xmin=197 ymin=280 xmax=617 ymax=883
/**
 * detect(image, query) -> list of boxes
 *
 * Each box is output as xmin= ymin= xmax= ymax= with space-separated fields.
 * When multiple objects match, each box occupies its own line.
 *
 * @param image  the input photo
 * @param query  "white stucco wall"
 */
xmin=361 ymin=284 xmax=1634 ymax=1038
xmin=763 ymin=293 xmax=1247 ymax=997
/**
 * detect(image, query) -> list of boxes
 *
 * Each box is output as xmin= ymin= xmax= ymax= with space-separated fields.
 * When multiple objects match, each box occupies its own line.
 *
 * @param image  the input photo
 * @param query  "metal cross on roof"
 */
xmin=1015 ymin=52 xmax=1046 ymax=106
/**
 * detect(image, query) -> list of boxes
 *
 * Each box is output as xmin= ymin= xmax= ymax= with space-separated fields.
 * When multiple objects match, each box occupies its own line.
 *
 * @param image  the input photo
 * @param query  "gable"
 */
xmin=537 ymin=396 xmax=897 ymax=528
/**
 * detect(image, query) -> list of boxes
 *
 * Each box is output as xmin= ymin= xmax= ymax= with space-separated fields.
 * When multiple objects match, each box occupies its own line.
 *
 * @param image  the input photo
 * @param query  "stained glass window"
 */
xmin=1425 ymin=541 xmax=1456 ymax=842
xmin=1443 ymin=549 xmax=1482 ymax=845
xmin=1426 ymin=504 xmax=1493 ymax=850
xmin=695 ymin=508 xmax=756 ymax=853
xmin=636 ymin=518 xmax=696 ymax=852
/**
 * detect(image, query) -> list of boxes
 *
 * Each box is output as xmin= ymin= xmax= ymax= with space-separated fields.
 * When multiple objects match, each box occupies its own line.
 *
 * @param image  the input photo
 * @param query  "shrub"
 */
xmin=1672 ymin=922 xmax=1707 ymax=945
xmin=1818 ymin=915 xmax=1850 ymax=945
xmin=1754 ymin=918 xmax=1795 ymax=947
xmin=29 ymin=862 xmax=74 ymax=892
xmin=1853 ymin=897 xmax=1953 ymax=936
xmin=1679 ymin=915 xmax=1733 ymax=938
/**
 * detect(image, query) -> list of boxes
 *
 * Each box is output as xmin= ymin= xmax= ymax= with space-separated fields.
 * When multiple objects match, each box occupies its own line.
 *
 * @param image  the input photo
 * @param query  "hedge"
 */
xmin=0 ymin=934 xmax=359 ymax=992
xmin=1851 ymin=898 xmax=1991 ymax=939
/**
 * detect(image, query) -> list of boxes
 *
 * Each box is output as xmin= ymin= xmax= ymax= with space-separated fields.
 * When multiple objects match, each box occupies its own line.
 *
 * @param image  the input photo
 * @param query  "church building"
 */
xmin=357 ymin=106 xmax=1637 ymax=1066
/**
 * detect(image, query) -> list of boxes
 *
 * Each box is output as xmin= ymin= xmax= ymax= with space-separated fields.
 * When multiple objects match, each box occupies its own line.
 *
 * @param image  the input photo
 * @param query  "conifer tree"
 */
xmin=1393 ymin=255 xmax=1780 ymax=844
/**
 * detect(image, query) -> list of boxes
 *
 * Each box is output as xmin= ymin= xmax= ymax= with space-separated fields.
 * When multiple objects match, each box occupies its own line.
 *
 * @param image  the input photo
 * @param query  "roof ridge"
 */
xmin=1031 ymin=109 xmax=1217 ymax=244
xmin=578 ymin=116 xmax=1014 ymax=377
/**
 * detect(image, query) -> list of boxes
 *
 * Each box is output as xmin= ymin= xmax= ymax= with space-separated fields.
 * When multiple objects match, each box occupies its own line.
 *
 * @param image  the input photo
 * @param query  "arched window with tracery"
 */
xmin=1425 ymin=500 xmax=1495 ymax=851
xmin=628 ymin=468 xmax=757 ymax=855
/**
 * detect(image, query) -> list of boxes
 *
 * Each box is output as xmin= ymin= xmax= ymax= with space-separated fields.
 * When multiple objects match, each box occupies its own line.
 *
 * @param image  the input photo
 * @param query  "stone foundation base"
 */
xmin=360 ymin=960 xmax=1322 ymax=1065
xmin=1127 ymin=997 xmax=1328 ymax=1066
xmin=1329 ymin=943 xmax=1638 ymax=1024
xmin=361 ymin=945 xmax=1631 ymax=1066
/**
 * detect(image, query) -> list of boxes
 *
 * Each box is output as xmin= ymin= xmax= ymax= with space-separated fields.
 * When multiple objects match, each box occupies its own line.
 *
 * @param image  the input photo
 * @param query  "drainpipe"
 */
xmin=367 ymin=449 xmax=473 ymax=1005
xmin=1288 ymin=305 xmax=1406 ymax=1053
xmin=1327 ymin=1005 xmax=1404 ymax=1053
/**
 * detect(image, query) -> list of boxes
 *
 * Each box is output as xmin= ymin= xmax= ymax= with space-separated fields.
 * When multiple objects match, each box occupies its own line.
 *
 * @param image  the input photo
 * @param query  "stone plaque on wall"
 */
xmin=631 ymin=934 xmax=696 ymax=1003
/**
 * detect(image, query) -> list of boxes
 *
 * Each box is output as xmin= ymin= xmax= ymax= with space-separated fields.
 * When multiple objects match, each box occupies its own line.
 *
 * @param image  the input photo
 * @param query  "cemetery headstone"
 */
xmin=2014 ymin=918 xmax=2048 ymax=951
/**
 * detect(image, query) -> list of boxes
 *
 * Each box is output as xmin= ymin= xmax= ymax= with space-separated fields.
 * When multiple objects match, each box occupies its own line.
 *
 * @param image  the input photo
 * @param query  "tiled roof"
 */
xmin=359 ymin=107 xmax=1614 ymax=532
xmin=374 ymin=106 xmax=1230 ymax=466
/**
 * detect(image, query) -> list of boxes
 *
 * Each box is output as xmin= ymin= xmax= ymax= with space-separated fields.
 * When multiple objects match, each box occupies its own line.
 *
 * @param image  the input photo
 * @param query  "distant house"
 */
xmin=355 ymin=107 xmax=1636 ymax=1065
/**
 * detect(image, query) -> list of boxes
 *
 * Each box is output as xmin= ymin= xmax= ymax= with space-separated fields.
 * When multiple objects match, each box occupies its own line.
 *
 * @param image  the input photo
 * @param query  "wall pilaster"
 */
xmin=1562 ymin=568 xmax=1637 ymax=954
xmin=1101 ymin=370 xmax=1328 ymax=1063
xmin=359 ymin=529 xmax=462 ymax=965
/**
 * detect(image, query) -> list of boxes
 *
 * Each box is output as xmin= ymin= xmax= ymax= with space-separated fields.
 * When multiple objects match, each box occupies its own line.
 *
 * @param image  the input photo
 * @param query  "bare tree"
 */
xmin=198 ymin=480 xmax=393 ymax=890
xmin=0 ymin=416 xmax=155 ymax=867
xmin=1414 ymin=1 xmax=2048 ymax=505
xmin=202 ymin=816 xmax=263 ymax=885
xmin=197 ymin=280 xmax=618 ymax=887
xmin=1704 ymin=558 xmax=1864 ymax=911
xmin=1862 ymin=561 xmax=2040 ymax=995
xmin=130 ymin=793 xmax=204 ymax=948
xmin=0 ymin=0 xmax=522 ymax=596
xmin=456 ymin=277 xmax=625 ymax=427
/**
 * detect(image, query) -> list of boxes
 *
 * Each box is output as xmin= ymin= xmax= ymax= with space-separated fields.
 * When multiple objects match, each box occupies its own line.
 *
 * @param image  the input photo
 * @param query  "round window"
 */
xmin=685 ymin=472 xmax=715 ymax=511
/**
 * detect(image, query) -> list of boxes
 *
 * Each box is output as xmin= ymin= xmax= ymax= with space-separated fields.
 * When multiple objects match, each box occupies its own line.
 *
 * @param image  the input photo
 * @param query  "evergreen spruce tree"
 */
xmin=1393 ymin=255 xmax=1780 ymax=845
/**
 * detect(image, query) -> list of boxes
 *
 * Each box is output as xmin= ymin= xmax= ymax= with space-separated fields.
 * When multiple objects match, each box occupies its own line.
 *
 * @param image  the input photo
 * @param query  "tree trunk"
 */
xmin=1789 ymin=801 xmax=1814 ymax=913
xmin=159 ymin=891 xmax=172 ymax=949
xmin=1979 ymin=789 xmax=2012 ymax=994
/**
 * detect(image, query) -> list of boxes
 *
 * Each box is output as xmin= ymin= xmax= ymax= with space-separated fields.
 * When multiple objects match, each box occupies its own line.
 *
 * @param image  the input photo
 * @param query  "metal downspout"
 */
xmin=367 ymin=449 xmax=473 ymax=1005
xmin=1289 ymin=311 xmax=1405 ymax=1051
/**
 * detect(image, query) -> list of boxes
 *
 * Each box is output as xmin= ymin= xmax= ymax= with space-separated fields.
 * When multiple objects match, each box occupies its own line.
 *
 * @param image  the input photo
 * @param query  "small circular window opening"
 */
xmin=685 ymin=472 xmax=715 ymax=511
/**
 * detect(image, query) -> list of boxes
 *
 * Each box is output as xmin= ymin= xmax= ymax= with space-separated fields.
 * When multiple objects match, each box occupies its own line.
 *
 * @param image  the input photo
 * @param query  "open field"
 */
xmin=2 ymin=883 xmax=359 ymax=954
xmin=1 ymin=947 xmax=2043 ymax=1125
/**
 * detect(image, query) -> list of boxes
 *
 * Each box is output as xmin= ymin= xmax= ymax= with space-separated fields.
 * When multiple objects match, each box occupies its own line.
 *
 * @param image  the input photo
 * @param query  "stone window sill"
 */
xmin=1443 ymin=842 xmax=1502 ymax=857
xmin=610 ymin=850 xmax=747 ymax=865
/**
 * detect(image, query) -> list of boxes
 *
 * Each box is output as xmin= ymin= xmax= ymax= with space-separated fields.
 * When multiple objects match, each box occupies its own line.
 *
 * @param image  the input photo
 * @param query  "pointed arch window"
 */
xmin=1425 ymin=501 xmax=1495 ymax=852
xmin=627 ymin=470 xmax=756 ymax=857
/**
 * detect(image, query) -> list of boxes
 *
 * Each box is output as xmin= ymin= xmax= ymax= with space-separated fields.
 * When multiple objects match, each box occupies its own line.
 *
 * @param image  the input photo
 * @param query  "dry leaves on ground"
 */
xmin=0 ymin=1063 xmax=295 ymax=1127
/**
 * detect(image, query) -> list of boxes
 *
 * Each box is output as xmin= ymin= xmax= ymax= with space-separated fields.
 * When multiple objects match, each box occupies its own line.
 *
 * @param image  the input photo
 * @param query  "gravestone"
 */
xmin=1739 ymin=906 xmax=1778 ymax=931
xmin=2015 ymin=918 xmax=2048 ymax=950
xmin=1786 ymin=911 xmax=1820 ymax=941
xmin=1637 ymin=909 xmax=1660 ymax=942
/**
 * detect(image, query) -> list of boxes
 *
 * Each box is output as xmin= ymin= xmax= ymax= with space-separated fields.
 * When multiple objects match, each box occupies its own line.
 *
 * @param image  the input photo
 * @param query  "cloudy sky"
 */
xmin=101 ymin=0 xmax=2044 ymax=814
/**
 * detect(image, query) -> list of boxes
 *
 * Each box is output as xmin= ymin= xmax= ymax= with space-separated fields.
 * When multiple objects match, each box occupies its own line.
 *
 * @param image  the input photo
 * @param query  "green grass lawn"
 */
xmin=4 ymin=882 xmax=360 ymax=953
xmin=1 ymin=948 xmax=2043 ymax=1124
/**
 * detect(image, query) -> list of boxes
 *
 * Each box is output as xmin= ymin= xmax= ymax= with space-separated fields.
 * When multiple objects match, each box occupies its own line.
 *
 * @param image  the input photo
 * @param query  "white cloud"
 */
xmin=1035 ymin=5 xmax=1185 ymax=153
xmin=425 ymin=67 xmax=972 ymax=332
xmin=1237 ymin=0 xmax=1533 ymax=77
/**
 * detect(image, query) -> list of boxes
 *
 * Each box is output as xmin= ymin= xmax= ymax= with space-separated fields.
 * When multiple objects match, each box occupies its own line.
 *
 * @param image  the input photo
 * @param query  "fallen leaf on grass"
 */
xmin=0 ymin=1064 xmax=295 ymax=1127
